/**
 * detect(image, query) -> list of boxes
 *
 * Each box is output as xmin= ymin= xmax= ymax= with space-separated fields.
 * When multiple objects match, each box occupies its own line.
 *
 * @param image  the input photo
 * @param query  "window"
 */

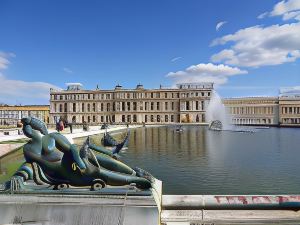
xmin=82 ymin=103 xmax=85 ymax=112
xmin=172 ymin=102 xmax=174 ymax=110
xmin=196 ymin=101 xmax=199 ymax=110
xmin=157 ymin=102 xmax=160 ymax=110
xmin=107 ymin=103 xmax=110 ymax=111
xmin=64 ymin=103 xmax=67 ymax=112
xmin=59 ymin=104 xmax=63 ymax=112
xmin=101 ymin=103 xmax=104 ymax=111
xmin=127 ymin=115 xmax=131 ymax=123
xmin=133 ymin=115 xmax=137 ymax=122
xmin=122 ymin=102 xmax=125 ymax=111
xmin=145 ymin=115 xmax=148 ymax=122
xmin=145 ymin=102 xmax=148 ymax=110
xmin=122 ymin=115 xmax=125 ymax=122
xmin=60 ymin=95 xmax=63 ymax=100
xmin=127 ymin=102 xmax=130 ymax=111
xmin=186 ymin=101 xmax=190 ymax=110
xmin=151 ymin=93 xmax=154 ymax=98
xmin=133 ymin=102 xmax=137 ymax=111
xmin=101 ymin=116 xmax=104 ymax=122
xmin=93 ymin=115 xmax=96 ymax=122
xmin=171 ymin=115 xmax=174 ymax=122
xmin=165 ymin=93 xmax=168 ymax=98
xmin=151 ymin=102 xmax=154 ymax=110
xmin=82 ymin=116 xmax=85 ymax=123
xmin=157 ymin=115 xmax=160 ymax=122
xmin=73 ymin=103 xmax=76 ymax=112
xmin=93 ymin=103 xmax=96 ymax=112
xmin=151 ymin=115 xmax=154 ymax=122
xmin=165 ymin=115 xmax=168 ymax=122
xmin=165 ymin=102 xmax=168 ymax=110
xmin=87 ymin=104 xmax=91 ymax=112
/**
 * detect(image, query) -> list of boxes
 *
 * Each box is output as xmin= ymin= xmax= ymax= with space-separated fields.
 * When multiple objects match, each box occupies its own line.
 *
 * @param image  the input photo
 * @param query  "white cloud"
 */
xmin=216 ymin=21 xmax=227 ymax=31
xmin=166 ymin=63 xmax=247 ymax=85
xmin=63 ymin=67 xmax=73 ymax=74
xmin=171 ymin=56 xmax=182 ymax=62
xmin=0 ymin=74 xmax=58 ymax=102
xmin=211 ymin=22 xmax=300 ymax=67
xmin=257 ymin=12 xmax=268 ymax=19
xmin=0 ymin=51 xmax=61 ymax=105
xmin=0 ymin=52 xmax=13 ymax=70
xmin=258 ymin=0 xmax=300 ymax=20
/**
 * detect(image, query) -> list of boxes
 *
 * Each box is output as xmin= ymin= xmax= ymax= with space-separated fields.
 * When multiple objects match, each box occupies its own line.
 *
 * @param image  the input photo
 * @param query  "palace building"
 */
xmin=49 ymin=83 xmax=214 ymax=125
xmin=223 ymin=97 xmax=280 ymax=126
xmin=0 ymin=105 xmax=50 ymax=127
xmin=278 ymin=87 xmax=300 ymax=126
xmin=48 ymin=83 xmax=300 ymax=127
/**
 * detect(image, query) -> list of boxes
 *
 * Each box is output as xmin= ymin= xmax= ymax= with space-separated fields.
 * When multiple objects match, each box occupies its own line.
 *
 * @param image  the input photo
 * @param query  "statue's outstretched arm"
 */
xmin=49 ymin=133 xmax=86 ymax=170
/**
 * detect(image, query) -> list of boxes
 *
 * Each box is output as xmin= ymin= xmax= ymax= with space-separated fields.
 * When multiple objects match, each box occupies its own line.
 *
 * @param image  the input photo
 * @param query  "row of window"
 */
xmin=282 ymin=118 xmax=300 ymax=124
xmin=0 ymin=111 xmax=46 ymax=119
xmin=232 ymin=118 xmax=273 ymax=125
xmin=53 ymin=101 xmax=182 ymax=113
xmin=52 ymin=91 xmax=211 ymax=101
xmin=229 ymin=106 xmax=275 ymax=115
xmin=281 ymin=107 xmax=300 ymax=114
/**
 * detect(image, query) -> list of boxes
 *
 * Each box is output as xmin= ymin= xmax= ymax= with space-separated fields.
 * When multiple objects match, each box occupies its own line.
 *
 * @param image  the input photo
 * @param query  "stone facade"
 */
xmin=279 ymin=96 xmax=300 ymax=126
xmin=0 ymin=105 xmax=50 ymax=127
xmin=223 ymin=97 xmax=279 ymax=126
xmin=49 ymin=83 xmax=213 ymax=124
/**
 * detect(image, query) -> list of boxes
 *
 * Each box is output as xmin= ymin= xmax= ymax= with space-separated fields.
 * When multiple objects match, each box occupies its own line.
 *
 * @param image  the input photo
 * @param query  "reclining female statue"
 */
xmin=15 ymin=117 xmax=152 ymax=190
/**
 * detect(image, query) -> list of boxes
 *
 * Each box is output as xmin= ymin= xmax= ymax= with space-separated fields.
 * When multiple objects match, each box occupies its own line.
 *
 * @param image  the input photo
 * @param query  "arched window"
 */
xmin=93 ymin=115 xmax=96 ymax=122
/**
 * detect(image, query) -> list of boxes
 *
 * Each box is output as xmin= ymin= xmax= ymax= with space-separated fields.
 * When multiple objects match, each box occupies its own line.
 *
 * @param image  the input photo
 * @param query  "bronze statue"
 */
xmin=10 ymin=117 xmax=152 ymax=191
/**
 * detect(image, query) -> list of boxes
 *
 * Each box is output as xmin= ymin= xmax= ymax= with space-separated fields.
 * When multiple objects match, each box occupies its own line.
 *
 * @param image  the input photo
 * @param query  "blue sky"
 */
xmin=0 ymin=0 xmax=299 ymax=104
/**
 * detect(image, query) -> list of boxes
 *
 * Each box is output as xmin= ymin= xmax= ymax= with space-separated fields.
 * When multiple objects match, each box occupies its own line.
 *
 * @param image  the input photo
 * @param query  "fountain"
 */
xmin=206 ymin=91 xmax=232 ymax=131
xmin=206 ymin=91 xmax=257 ymax=132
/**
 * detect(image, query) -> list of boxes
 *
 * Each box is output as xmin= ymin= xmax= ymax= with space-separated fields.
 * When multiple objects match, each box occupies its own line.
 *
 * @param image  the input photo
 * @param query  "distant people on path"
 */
xmin=69 ymin=123 xmax=73 ymax=133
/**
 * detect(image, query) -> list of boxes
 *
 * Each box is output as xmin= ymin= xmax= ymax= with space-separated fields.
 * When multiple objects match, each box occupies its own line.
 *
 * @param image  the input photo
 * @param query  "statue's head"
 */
xmin=21 ymin=117 xmax=48 ymax=135
xmin=21 ymin=117 xmax=32 ymax=125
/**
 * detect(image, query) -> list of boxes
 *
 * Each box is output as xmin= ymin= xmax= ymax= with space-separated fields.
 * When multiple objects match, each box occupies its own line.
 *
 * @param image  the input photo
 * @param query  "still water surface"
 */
xmin=1 ymin=126 xmax=300 ymax=194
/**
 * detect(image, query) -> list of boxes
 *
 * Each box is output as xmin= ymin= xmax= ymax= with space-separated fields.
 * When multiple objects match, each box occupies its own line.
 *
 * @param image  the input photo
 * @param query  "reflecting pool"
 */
xmin=1 ymin=126 xmax=300 ymax=195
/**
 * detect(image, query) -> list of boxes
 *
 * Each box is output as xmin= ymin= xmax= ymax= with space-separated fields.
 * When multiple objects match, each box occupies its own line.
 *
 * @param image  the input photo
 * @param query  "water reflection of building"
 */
xmin=0 ymin=105 xmax=49 ymax=127
xmin=49 ymin=83 xmax=213 ymax=124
